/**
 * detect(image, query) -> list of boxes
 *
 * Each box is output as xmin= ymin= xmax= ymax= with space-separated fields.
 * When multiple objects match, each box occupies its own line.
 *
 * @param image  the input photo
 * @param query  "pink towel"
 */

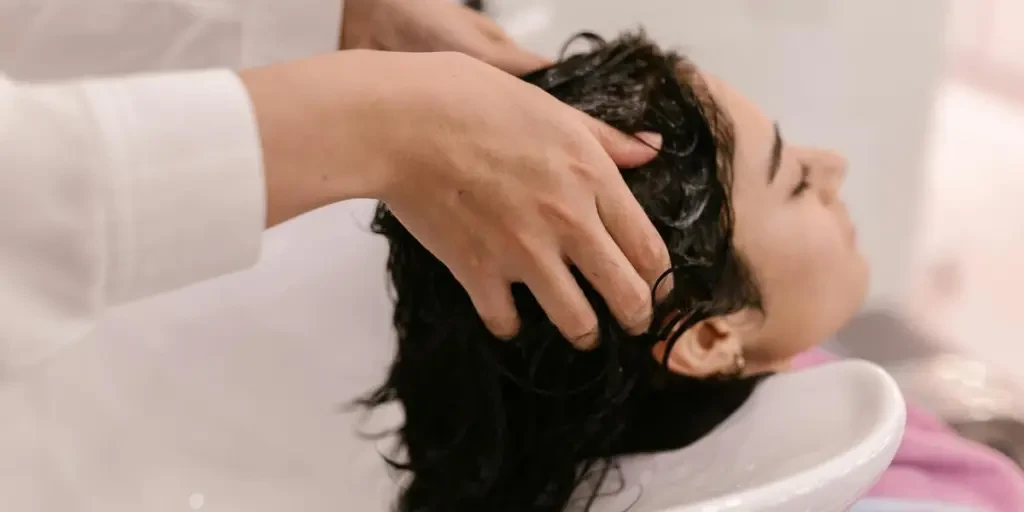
xmin=794 ymin=349 xmax=1024 ymax=511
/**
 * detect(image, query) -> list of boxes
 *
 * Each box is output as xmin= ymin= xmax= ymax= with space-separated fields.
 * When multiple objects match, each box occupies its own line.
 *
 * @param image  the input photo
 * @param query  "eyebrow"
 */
xmin=767 ymin=122 xmax=782 ymax=184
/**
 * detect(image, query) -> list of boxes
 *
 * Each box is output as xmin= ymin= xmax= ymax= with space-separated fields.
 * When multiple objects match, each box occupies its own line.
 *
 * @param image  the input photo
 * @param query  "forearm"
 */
xmin=239 ymin=50 xmax=409 ymax=226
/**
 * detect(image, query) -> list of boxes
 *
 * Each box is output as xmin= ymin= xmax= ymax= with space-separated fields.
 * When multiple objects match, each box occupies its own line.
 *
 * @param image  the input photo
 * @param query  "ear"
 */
xmin=651 ymin=313 xmax=747 ymax=378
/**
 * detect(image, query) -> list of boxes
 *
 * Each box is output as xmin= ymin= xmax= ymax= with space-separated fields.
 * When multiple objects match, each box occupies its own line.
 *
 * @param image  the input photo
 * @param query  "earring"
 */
xmin=714 ymin=352 xmax=746 ymax=380
xmin=732 ymin=353 xmax=746 ymax=376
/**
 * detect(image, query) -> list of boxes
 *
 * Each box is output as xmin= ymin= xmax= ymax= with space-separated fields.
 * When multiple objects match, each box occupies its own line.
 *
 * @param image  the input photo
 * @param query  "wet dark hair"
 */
xmin=363 ymin=32 xmax=766 ymax=512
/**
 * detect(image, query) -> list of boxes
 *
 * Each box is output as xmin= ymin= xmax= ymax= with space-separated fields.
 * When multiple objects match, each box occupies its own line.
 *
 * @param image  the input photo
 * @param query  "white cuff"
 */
xmin=82 ymin=69 xmax=266 ymax=302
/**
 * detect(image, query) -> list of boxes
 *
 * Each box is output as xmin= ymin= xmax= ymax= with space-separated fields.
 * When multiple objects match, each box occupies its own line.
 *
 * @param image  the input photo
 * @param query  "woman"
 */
xmin=365 ymin=32 xmax=1024 ymax=511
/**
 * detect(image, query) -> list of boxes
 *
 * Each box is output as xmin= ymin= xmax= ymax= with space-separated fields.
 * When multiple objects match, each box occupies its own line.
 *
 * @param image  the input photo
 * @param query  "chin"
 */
xmin=819 ymin=258 xmax=871 ymax=350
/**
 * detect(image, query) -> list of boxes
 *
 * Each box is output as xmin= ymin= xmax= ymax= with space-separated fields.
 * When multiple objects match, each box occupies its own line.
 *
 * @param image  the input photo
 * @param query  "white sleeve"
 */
xmin=0 ymin=69 xmax=265 ymax=373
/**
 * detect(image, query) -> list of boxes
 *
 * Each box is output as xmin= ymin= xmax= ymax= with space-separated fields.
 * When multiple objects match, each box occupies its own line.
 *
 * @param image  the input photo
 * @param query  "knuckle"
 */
xmin=565 ymin=156 xmax=600 ymax=183
xmin=634 ymin=234 xmax=671 ymax=274
xmin=620 ymin=284 xmax=654 ymax=332
xmin=588 ymin=120 xmax=613 ymax=143
xmin=508 ymin=226 xmax=544 ymax=263
xmin=536 ymin=196 xmax=586 ymax=235
xmin=464 ymin=248 xmax=492 ymax=274
xmin=450 ymin=238 xmax=494 ymax=277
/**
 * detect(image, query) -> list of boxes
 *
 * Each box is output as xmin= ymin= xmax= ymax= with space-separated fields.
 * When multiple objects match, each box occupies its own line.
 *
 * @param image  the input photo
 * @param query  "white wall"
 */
xmin=495 ymin=0 xmax=950 ymax=309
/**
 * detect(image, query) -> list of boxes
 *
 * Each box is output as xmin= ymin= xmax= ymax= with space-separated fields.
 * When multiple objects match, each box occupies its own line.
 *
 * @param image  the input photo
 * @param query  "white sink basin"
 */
xmin=0 ymin=201 xmax=905 ymax=511
xmin=623 ymin=360 xmax=906 ymax=512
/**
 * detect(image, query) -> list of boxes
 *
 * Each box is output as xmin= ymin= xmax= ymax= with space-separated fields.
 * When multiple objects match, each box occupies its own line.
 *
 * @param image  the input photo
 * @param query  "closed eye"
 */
xmin=791 ymin=164 xmax=811 ymax=197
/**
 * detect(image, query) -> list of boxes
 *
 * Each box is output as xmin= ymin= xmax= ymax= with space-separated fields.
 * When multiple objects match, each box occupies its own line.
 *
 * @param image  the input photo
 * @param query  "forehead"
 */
xmin=695 ymin=72 xmax=776 ymax=198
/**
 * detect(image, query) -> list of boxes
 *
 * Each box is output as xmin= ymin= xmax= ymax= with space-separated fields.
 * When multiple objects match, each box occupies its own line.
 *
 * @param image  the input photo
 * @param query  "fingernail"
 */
xmin=489 ymin=318 xmax=521 ymax=340
xmin=636 ymin=132 xmax=663 ymax=150
xmin=572 ymin=330 xmax=600 ymax=351
xmin=494 ymin=328 xmax=519 ymax=341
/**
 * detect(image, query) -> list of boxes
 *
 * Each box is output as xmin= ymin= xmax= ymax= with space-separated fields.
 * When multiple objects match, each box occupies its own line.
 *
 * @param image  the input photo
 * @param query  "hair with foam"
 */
xmin=362 ymin=32 xmax=767 ymax=512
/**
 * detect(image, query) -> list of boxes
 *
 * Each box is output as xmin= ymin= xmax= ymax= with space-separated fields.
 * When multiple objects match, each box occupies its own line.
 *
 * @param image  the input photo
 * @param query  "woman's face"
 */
xmin=703 ymin=73 xmax=869 ymax=370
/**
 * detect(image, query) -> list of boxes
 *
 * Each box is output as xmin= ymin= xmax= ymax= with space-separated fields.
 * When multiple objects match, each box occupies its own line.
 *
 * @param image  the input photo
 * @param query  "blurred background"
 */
xmin=480 ymin=0 xmax=1024 ymax=462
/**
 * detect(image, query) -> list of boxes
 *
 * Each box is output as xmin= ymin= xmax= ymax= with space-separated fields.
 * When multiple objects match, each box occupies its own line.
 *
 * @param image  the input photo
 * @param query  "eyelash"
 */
xmin=791 ymin=164 xmax=811 ymax=197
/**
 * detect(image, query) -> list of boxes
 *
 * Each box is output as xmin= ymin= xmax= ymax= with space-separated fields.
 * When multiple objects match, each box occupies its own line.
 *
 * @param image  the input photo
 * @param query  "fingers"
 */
xmin=581 ymin=114 xmax=662 ymax=168
xmin=518 ymin=248 xmax=600 ymax=349
xmin=579 ymin=115 xmax=671 ymax=298
xmin=464 ymin=6 xmax=551 ymax=75
xmin=468 ymin=8 xmax=510 ymax=41
xmin=565 ymin=220 xmax=654 ymax=335
xmin=456 ymin=271 xmax=521 ymax=339
xmin=594 ymin=171 xmax=673 ymax=298
xmin=476 ymin=32 xmax=551 ymax=75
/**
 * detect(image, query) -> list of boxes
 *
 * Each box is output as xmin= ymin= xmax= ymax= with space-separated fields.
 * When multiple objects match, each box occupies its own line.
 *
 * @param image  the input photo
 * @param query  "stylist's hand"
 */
xmin=242 ymin=50 xmax=668 ymax=348
xmin=341 ymin=0 xmax=549 ymax=75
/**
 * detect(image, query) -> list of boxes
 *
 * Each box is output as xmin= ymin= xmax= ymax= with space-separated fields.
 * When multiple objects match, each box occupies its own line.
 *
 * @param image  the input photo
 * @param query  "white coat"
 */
xmin=1 ymin=0 xmax=343 ymax=373
xmin=0 ymin=2 xmax=418 ymax=511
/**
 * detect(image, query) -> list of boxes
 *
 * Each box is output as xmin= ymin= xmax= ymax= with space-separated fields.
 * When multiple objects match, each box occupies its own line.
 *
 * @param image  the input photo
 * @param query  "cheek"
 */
xmin=742 ymin=211 xmax=868 ymax=356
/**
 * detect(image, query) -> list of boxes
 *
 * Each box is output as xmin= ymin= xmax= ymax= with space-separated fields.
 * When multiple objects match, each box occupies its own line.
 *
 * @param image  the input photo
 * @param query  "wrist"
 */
xmin=239 ymin=51 xmax=393 ymax=226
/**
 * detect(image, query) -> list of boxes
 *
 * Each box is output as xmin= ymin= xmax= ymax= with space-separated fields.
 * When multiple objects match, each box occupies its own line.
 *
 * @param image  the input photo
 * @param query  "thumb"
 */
xmin=583 ymin=115 xmax=662 ymax=169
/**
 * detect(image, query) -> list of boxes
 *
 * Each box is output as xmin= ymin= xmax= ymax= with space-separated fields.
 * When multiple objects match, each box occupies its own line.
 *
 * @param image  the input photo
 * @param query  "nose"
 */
xmin=809 ymin=148 xmax=847 ymax=201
